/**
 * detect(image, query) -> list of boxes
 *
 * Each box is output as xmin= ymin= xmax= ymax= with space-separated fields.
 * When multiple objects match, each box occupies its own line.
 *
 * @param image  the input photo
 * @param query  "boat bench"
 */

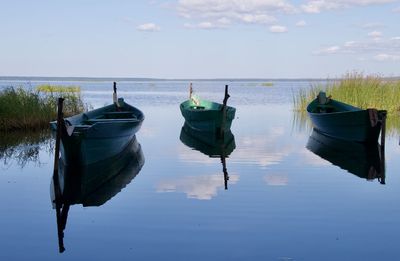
xmin=102 ymin=111 xmax=137 ymax=119
xmin=84 ymin=118 xmax=140 ymax=124
xmin=315 ymin=104 xmax=336 ymax=113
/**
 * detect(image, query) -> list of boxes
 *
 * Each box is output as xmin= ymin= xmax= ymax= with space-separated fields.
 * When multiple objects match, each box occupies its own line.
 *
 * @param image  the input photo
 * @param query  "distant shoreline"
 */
xmin=1 ymin=76 xmax=399 ymax=83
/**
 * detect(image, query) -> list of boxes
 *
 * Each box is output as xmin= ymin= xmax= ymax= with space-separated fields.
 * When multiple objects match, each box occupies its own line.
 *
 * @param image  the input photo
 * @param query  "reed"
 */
xmin=0 ymin=86 xmax=86 ymax=131
xmin=293 ymin=72 xmax=400 ymax=113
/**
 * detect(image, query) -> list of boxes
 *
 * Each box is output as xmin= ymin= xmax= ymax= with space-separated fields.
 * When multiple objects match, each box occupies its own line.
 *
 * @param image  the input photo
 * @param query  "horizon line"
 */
xmin=1 ymin=75 xmax=399 ymax=82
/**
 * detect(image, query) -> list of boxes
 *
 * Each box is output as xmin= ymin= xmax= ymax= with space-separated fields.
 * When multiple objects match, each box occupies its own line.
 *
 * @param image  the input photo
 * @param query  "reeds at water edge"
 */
xmin=0 ymin=85 xmax=86 ymax=131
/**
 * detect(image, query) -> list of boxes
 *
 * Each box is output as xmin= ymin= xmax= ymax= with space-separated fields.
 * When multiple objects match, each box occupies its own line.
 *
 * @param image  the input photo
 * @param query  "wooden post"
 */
xmin=379 ymin=110 xmax=387 ymax=185
xmin=219 ymin=85 xmax=230 ymax=139
xmin=380 ymin=110 xmax=387 ymax=150
xmin=53 ymin=98 xmax=64 ymax=196
xmin=52 ymin=97 xmax=66 ymax=253
xmin=189 ymin=83 xmax=193 ymax=99
xmin=221 ymin=155 xmax=229 ymax=190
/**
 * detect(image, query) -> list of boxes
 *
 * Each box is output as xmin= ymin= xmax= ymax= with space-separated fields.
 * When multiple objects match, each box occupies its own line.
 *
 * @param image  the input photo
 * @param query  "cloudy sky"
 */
xmin=1 ymin=0 xmax=399 ymax=78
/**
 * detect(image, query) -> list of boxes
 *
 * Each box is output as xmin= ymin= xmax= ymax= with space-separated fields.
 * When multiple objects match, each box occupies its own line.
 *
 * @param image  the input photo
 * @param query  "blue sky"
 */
xmin=1 ymin=0 xmax=399 ymax=78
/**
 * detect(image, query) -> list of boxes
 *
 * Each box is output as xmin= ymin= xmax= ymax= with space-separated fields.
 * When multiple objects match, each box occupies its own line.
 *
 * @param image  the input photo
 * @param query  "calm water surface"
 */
xmin=1 ymin=80 xmax=400 ymax=260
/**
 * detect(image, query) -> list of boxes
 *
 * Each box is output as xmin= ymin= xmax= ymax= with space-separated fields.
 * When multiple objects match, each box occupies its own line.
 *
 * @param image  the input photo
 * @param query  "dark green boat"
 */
xmin=50 ymin=86 xmax=144 ymax=165
xmin=180 ymin=84 xmax=236 ymax=134
xmin=180 ymin=122 xmax=235 ymax=189
xmin=307 ymin=92 xmax=386 ymax=143
xmin=307 ymin=129 xmax=384 ymax=183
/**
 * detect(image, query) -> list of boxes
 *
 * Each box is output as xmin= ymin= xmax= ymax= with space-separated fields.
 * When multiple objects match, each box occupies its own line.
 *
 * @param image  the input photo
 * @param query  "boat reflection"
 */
xmin=306 ymin=129 xmax=385 ymax=183
xmin=180 ymin=122 xmax=235 ymax=189
xmin=51 ymin=136 xmax=145 ymax=253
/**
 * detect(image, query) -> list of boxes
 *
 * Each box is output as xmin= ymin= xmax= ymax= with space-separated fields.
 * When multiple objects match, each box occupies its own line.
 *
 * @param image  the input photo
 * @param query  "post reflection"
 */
xmin=306 ymin=129 xmax=385 ymax=184
xmin=51 ymin=136 xmax=145 ymax=253
xmin=179 ymin=122 xmax=235 ymax=189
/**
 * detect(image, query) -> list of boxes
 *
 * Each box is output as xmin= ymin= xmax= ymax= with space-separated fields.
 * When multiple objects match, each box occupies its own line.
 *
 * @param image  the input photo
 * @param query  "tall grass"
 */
xmin=293 ymin=72 xmax=400 ymax=113
xmin=0 ymin=85 xmax=86 ymax=131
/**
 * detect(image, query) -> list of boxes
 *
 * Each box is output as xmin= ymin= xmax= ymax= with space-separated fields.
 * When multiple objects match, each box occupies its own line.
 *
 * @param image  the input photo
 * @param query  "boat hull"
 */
xmin=51 ymin=99 xmax=144 ymax=165
xmin=180 ymin=99 xmax=236 ymax=133
xmin=307 ymin=98 xmax=384 ymax=143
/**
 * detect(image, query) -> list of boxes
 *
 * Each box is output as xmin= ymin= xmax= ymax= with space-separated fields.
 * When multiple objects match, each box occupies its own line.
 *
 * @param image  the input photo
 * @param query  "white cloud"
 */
xmin=302 ymin=0 xmax=396 ymax=13
xmin=269 ymin=25 xmax=288 ymax=33
xmin=393 ymin=6 xmax=400 ymax=12
xmin=313 ymin=35 xmax=400 ymax=62
xmin=368 ymin=31 xmax=383 ymax=38
xmin=361 ymin=22 xmax=384 ymax=29
xmin=156 ymin=174 xmax=239 ymax=200
xmin=184 ymin=21 xmax=227 ymax=29
xmin=177 ymin=0 xmax=295 ymax=28
xmin=263 ymin=174 xmax=289 ymax=186
xmin=314 ymin=45 xmax=341 ymax=55
xmin=374 ymin=53 xmax=400 ymax=61
xmin=295 ymin=20 xmax=307 ymax=27
xmin=136 ymin=23 xmax=161 ymax=32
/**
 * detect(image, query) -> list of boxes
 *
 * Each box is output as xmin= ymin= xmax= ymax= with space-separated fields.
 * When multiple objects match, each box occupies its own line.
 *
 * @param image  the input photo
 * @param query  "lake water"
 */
xmin=1 ymin=79 xmax=400 ymax=260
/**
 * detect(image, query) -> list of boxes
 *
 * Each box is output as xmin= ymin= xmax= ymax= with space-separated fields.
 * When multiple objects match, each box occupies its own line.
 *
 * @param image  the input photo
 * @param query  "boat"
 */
xmin=307 ymin=92 xmax=386 ymax=143
xmin=307 ymin=128 xmax=385 ymax=183
xmin=180 ymin=122 xmax=236 ymax=189
xmin=51 ymin=136 xmax=145 ymax=252
xmin=180 ymin=84 xmax=236 ymax=136
xmin=50 ymin=83 xmax=144 ymax=165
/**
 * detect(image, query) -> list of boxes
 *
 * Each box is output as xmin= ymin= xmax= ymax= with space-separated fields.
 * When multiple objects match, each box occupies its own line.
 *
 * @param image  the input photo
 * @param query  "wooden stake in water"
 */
xmin=220 ymin=85 xmax=230 ymax=139
xmin=380 ymin=110 xmax=387 ymax=149
xmin=52 ymin=97 xmax=66 ymax=253
xmin=189 ymin=83 xmax=193 ymax=100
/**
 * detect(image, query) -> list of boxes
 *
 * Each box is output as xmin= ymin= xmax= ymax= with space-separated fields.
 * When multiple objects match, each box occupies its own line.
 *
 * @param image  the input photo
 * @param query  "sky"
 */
xmin=0 ymin=0 xmax=399 ymax=79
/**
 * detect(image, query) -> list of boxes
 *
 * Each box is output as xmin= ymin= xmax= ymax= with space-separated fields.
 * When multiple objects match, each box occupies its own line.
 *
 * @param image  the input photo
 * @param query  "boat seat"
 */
xmin=316 ymin=104 xmax=335 ymax=113
xmin=190 ymin=106 xmax=205 ymax=110
xmin=102 ymin=111 xmax=136 ymax=119
xmin=84 ymin=118 xmax=140 ymax=124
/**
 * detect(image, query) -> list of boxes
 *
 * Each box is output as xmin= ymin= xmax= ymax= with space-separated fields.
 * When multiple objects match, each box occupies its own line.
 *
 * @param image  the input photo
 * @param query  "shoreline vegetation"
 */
xmin=293 ymin=72 xmax=400 ymax=135
xmin=0 ymin=84 xmax=86 ymax=131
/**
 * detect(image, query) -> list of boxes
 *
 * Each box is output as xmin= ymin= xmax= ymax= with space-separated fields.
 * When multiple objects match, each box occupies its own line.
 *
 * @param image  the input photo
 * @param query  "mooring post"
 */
xmin=113 ymin=82 xmax=117 ymax=104
xmin=379 ymin=110 xmax=387 ymax=185
xmin=380 ymin=111 xmax=387 ymax=150
xmin=221 ymin=155 xmax=229 ymax=190
xmin=189 ymin=83 xmax=193 ymax=100
xmin=220 ymin=85 xmax=230 ymax=139
xmin=52 ymin=97 xmax=65 ymax=253
xmin=53 ymin=97 xmax=64 ymax=196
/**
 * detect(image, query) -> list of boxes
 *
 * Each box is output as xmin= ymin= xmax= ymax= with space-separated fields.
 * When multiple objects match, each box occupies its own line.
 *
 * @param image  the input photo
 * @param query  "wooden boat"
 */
xmin=307 ymin=92 xmax=386 ymax=143
xmin=180 ymin=122 xmax=235 ymax=189
xmin=307 ymin=129 xmax=385 ymax=183
xmin=50 ymin=83 xmax=144 ymax=165
xmin=51 ymin=136 xmax=145 ymax=252
xmin=180 ymin=84 xmax=236 ymax=135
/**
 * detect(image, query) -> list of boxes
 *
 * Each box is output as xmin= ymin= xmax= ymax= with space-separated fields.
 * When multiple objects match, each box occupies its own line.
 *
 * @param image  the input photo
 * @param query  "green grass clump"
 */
xmin=293 ymin=72 xmax=400 ymax=113
xmin=0 ymin=86 xmax=86 ymax=131
xmin=261 ymin=82 xmax=274 ymax=87
xmin=36 ymin=84 xmax=81 ymax=93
